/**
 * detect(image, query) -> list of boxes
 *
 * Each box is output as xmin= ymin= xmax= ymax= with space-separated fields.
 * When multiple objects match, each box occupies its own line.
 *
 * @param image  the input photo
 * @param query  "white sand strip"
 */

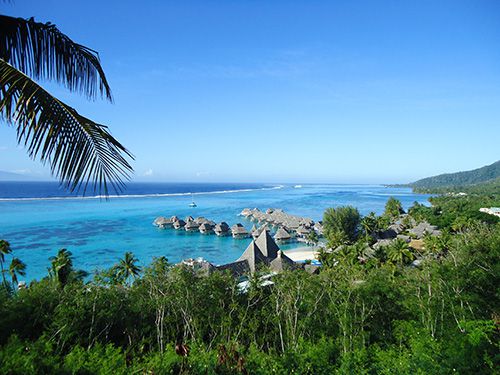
xmin=284 ymin=246 xmax=320 ymax=261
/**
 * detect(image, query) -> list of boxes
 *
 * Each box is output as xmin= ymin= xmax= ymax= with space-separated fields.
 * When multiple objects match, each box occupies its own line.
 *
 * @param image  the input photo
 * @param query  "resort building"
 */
xmin=185 ymin=220 xmax=200 ymax=232
xmin=214 ymin=222 xmax=230 ymax=236
xmin=173 ymin=219 xmax=186 ymax=230
xmin=274 ymin=227 xmax=292 ymax=243
xmin=231 ymin=223 xmax=250 ymax=238
xmin=479 ymin=207 xmax=500 ymax=218
xmin=217 ymin=230 xmax=296 ymax=276
xmin=199 ymin=222 xmax=214 ymax=234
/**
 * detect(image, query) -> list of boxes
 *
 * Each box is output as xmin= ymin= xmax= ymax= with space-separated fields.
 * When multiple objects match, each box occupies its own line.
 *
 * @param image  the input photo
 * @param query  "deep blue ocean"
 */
xmin=0 ymin=182 xmax=431 ymax=281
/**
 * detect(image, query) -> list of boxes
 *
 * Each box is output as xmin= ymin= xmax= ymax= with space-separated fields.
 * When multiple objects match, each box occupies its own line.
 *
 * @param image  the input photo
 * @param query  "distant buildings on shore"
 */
xmin=479 ymin=207 xmax=500 ymax=218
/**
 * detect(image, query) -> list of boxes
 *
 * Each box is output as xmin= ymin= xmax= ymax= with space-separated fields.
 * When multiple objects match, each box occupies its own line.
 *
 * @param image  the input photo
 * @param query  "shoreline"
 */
xmin=283 ymin=246 xmax=321 ymax=261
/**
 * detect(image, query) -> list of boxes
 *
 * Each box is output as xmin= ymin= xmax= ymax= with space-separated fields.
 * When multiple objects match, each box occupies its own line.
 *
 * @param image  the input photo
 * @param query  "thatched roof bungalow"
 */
xmin=274 ymin=227 xmax=292 ymax=242
xmin=214 ymin=222 xmax=230 ymax=236
xmin=173 ymin=219 xmax=186 ymax=230
xmin=185 ymin=220 xmax=200 ymax=232
xmin=199 ymin=222 xmax=214 ymax=234
xmin=231 ymin=223 xmax=249 ymax=238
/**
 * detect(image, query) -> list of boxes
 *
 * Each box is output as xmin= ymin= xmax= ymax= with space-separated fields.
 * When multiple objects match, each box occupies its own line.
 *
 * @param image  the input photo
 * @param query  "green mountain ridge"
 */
xmin=410 ymin=160 xmax=500 ymax=191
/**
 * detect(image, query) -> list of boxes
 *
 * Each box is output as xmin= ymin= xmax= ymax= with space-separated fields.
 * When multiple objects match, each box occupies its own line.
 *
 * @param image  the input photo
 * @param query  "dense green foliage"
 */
xmin=383 ymin=197 xmax=404 ymax=220
xmin=0 ymin=194 xmax=499 ymax=374
xmin=323 ymin=206 xmax=361 ymax=247
xmin=409 ymin=194 xmax=499 ymax=230
xmin=410 ymin=160 xmax=500 ymax=191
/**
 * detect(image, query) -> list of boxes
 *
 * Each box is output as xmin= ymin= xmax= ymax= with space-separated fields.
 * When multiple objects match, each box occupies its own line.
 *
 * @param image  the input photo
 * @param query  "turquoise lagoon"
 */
xmin=0 ymin=183 xmax=431 ymax=281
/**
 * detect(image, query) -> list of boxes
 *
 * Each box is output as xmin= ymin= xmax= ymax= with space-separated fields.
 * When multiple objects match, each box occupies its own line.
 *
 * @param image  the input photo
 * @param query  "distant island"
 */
xmin=388 ymin=160 xmax=500 ymax=194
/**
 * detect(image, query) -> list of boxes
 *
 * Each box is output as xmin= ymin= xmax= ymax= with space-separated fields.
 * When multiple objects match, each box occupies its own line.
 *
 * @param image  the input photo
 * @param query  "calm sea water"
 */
xmin=0 ymin=182 xmax=431 ymax=281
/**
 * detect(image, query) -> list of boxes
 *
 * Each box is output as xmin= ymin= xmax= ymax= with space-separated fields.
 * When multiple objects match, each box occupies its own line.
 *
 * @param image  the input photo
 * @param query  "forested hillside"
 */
xmin=411 ymin=160 xmax=500 ymax=191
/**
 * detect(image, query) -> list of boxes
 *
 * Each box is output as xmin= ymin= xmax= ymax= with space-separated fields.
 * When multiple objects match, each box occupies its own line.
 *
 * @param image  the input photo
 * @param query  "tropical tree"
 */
xmin=306 ymin=230 xmax=319 ymax=245
xmin=384 ymin=197 xmax=404 ymax=220
xmin=360 ymin=212 xmax=378 ymax=238
xmin=0 ymin=15 xmax=133 ymax=195
xmin=8 ymin=257 xmax=26 ymax=287
xmin=0 ymin=240 xmax=12 ymax=285
xmin=49 ymin=248 xmax=74 ymax=286
xmin=386 ymin=239 xmax=414 ymax=265
xmin=323 ymin=206 xmax=361 ymax=248
xmin=114 ymin=252 xmax=141 ymax=284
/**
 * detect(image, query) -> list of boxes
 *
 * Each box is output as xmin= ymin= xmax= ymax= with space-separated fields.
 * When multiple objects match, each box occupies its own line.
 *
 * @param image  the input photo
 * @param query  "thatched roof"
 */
xmin=214 ymin=222 xmax=230 ymax=232
xmin=216 ymin=260 xmax=250 ymax=276
xmin=185 ymin=215 xmax=194 ymax=222
xmin=274 ymin=227 xmax=291 ymax=241
xmin=231 ymin=223 xmax=248 ymax=235
xmin=409 ymin=222 xmax=440 ymax=239
xmin=296 ymin=225 xmax=311 ymax=235
xmin=270 ymin=251 xmax=295 ymax=272
xmin=237 ymin=241 xmax=269 ymax=273
xmin=185 ymin=220 xmax=200 ymax=230
xmin=154 ymin=217 xmax=170 ymax=227
xmin=199 ymin=223 xmax=213 ymax=232
xmin=255 ymin=229 xmax=279 ymax=259
xmin=173 ymin=219 xmax=186 ymax=229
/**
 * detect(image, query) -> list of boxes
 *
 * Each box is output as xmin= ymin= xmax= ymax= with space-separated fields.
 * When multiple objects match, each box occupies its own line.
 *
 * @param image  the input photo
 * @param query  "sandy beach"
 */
xmin=284 ymin=246 xmax=321 ymax=261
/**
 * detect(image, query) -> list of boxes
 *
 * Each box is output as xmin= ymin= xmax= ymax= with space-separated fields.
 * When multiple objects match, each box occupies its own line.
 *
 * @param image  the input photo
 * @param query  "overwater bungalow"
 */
xmin=194 ymin=216 xmax=207 ymax=225
xmin=185 ymin=215 xmax=194 ymax=223
xmin=185 ymin=220 xmax=200 ymax=232
xmin=231 ymin=223 xmax=250 ymax=238
xmin=239 ymin=208 xmax=253 ymax=217
xmin=274 ymin=227 xmax=292 ymax=243
xmin=296 ymin=225 xmax=311 ymax=238
xmin=214 ymin=222 xmax=230 ymax=236
xmin=199 ymin=222 xmax=214 ymax=235
xmin=153 ymin=216 xmax=171 ymax=228
xmin=173 ymin=219 xmax=186 ymax=230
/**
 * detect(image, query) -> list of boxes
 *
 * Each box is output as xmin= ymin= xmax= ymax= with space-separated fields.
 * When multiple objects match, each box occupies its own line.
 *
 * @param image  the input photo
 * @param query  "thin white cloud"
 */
xmin=196 ymin=171 xmax=210 ymax=177
xmin=143 ymin=168 xmax=153 ymax=177
xmin=12 ymin=169 xmax=32 ymax=175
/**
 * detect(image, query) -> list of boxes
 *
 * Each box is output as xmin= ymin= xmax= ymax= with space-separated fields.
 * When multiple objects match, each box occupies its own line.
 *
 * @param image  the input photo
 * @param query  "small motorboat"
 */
xmin=189 ymin=193 xmax=197 ymax=207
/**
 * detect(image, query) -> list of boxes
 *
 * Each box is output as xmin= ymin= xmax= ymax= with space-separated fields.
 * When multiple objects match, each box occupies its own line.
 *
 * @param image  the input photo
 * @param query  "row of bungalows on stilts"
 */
xmin=153 ymin=216 xmax=252 ymax=238
xmin=239 ymin=208 xmax=324 ymax=243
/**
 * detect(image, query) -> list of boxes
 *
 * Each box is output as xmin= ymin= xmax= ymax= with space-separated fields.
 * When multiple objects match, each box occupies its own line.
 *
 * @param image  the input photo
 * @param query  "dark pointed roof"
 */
xmin=216 ymin=260 xmax=250 ymax=276
xmin=237 ymin=241 xmax=269 ymax=272
xmin=270 ymin=251 xmax=295 ymax=272
xmin=255 ymin=229 xmax=280 ymax=259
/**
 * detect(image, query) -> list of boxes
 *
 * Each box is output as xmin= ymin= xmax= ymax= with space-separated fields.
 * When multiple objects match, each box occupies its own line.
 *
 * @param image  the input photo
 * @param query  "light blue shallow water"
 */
xmin=0 ymin=183 xmax=430 ymax=281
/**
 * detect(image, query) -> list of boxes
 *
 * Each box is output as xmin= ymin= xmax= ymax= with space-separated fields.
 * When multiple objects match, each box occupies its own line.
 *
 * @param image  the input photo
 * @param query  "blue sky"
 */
xmin=1 ymin=0 xmax=499 ymax=183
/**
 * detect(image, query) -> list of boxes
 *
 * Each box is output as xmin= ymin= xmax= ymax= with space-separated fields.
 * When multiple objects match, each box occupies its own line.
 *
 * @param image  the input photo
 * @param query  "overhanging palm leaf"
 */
xmin=0 ymin=15 xmax=133 ymax=194
xmin=0 ymin=60 xmax=133 ymax=194
xmin=0 ymin=15 xmax=112 ymax=100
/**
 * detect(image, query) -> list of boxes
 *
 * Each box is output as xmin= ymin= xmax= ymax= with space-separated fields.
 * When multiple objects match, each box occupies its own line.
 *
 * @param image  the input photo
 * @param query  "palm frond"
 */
xmin=0 ymin=60 xmax=133 ymax=195
xmin=0 ymin=15 xmax=112 ymax=101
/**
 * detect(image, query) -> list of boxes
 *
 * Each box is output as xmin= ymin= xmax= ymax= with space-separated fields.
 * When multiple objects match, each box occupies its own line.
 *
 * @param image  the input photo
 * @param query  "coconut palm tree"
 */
xmin=0 ymin=240 xmax=13 ymax=285
xmin=386 ymin=239 xmax=414 ymax=265
xmin=0 ymin=15 xmax=133 ymax=195
xmin=8 ymin=257 xmax=26 ymax=287
xmin=115 ymin=252 xmax=141 ymax=284
xmin=361 ymin=212 xmax=378 ymax=238
xmin=49 ymin=248 xmax=74 ymax=286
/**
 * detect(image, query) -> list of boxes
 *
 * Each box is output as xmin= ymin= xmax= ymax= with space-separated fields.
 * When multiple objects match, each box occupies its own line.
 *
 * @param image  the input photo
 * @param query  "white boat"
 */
xmin=189 ymin=193 xmax=197 ymax=207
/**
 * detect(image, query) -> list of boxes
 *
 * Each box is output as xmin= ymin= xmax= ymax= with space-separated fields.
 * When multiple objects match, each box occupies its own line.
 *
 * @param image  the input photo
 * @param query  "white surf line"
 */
xmin=0 ymin=185 xmax=285 ymax=202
